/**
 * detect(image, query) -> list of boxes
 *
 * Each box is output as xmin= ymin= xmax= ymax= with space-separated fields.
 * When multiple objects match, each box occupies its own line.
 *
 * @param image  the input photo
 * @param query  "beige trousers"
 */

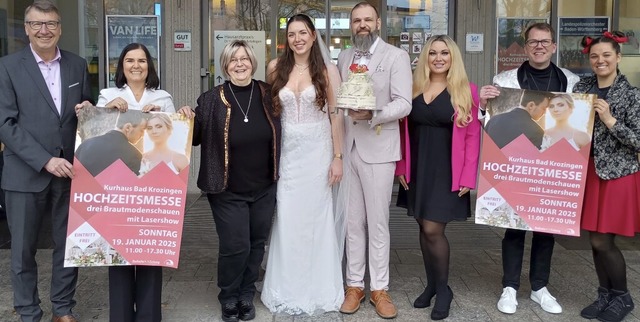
xmin=344 ymin=144 xmax=395 ymax=291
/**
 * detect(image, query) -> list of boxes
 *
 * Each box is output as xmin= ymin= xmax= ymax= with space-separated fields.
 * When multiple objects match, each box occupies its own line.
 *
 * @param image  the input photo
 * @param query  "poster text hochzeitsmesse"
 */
xmin=64 ymin=108 xmax=193 ymax=268
xmin=475 ymin=88 xmax=596 ymax=236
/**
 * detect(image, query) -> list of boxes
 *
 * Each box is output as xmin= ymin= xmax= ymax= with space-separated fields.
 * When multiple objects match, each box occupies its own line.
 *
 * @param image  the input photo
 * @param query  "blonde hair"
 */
xmin=412 ymin=35 xmax=473 ymax=127
xmin=219 ymin=40 xmax=258 ymax=79
xmin=551 ymin=93 xmax=575 ymax=109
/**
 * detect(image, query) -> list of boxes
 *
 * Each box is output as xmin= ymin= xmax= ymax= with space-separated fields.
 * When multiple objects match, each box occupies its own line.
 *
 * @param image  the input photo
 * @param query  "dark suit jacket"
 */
xmin=484 ymin=108 xmax=544 ymax=149
xmin=0 ymin=46 xmax=93 ymax=192
xmin=75 ymin=130 xmax=142 ymax=176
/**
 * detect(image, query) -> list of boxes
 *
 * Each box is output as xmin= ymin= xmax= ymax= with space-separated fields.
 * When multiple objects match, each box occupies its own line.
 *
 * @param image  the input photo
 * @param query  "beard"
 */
xmin=352 ymin=29 xmax=379 ymax=51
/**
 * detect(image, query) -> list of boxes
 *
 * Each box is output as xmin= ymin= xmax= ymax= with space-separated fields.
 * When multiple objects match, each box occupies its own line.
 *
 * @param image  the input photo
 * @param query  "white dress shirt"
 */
xmin=353 ymin=37 xmax=380 ymax=66
xmin=97 ymin=85 xmax=176 ymax=112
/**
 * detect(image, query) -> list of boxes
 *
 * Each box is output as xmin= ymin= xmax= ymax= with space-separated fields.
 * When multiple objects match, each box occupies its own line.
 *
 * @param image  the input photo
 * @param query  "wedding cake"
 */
xmin=337 ymin=65 xmax=377 ymax=110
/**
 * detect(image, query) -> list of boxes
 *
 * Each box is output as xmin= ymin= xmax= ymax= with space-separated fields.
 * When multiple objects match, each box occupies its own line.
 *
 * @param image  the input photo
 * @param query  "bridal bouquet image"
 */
xmin=337 ymin=64 xmax=378 ymax=113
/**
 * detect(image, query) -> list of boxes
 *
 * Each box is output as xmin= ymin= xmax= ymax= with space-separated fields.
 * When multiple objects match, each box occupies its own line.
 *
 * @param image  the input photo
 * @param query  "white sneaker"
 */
xmin=497 ymin=287 xmax=518 ymax=314
xmin=530 ymin=287 xmax=562 ymax=314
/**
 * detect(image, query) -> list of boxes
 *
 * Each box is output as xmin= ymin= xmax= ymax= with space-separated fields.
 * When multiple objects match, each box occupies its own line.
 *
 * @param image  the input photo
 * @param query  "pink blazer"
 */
xmin=395 ymin=83 xmax=481 ymax=191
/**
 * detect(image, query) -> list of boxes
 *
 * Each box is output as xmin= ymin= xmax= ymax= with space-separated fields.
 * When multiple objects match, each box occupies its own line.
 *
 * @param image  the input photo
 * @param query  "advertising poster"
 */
xmin=558 ymin=17 xmax=609 ymax=78
xmin=106 ymin=15 xmax=160 ymax=87
xmin=496 ymin=18 xmax=547 ymax=74
xmin=475 ymin=88 xmax=596 ymax=236
xmin=64 ymin=108 xmax=193 ymax=268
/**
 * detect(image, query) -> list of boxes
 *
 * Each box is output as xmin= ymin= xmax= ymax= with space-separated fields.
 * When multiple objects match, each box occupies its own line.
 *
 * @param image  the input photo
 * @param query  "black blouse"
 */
xmin=227 ymin=81 xmax=273 ymax=193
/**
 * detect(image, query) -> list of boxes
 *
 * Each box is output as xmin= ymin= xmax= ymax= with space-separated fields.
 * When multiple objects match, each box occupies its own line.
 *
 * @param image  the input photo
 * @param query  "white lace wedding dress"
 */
xmin=260 ymin=86 xmax=344 ymax=315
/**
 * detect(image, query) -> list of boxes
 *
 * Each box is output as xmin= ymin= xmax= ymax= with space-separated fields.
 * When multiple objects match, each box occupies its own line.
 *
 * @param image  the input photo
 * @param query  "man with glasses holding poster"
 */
xmin=479 ymin=22 xmax=579 ymax=316
xmin=0 ymin=1 xmax=92 ymax=321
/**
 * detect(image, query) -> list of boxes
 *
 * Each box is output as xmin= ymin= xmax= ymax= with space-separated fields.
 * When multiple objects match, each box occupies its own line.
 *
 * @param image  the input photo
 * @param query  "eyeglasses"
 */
xmin=26 ymin=20 xmax=60 ymax=30
xmin=230 ymin=57 xmax=250 ymax=65
xmin=525 ymin=39 xmax=554 ymax=48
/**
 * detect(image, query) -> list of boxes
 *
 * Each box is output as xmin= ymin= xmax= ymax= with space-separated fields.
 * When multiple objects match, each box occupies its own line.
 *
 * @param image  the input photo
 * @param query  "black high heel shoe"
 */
xmin=413 ymin=286 xmax=436 ymax=308
xmin=430 ymin=286 xmax=453 ymax=320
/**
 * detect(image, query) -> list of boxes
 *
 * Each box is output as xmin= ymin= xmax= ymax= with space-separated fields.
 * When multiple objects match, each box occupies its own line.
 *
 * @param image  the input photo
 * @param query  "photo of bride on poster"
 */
xmin=75 ymin=108 xmax=192 ymax=177
xmin=540 ymin=93 xmax=593 ymax=151
xmin=140 ymin=113 xmax=190 ymax=175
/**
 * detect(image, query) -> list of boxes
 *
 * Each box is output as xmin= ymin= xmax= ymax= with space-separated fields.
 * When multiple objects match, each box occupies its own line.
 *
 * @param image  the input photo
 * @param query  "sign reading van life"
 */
xmin=212 ymin=31 xmax=266 ymax=85
xmin=106 ymin=15 xmax=160 ymax=88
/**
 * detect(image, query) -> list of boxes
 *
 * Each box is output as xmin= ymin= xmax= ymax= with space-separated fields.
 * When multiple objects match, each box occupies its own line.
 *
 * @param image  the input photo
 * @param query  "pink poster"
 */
xmin=64 ymin=108 xmax=193 ymax=268
xmin=475 ymin=88 xmax=596 ymax=236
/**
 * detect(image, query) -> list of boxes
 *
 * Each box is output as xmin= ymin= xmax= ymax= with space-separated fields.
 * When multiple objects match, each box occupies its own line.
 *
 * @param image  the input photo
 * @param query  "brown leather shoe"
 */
xmin=339 ymin=287 xmax=365 ymax=314
xmin=52 ymin=315 xmax=78 ymax=322
xmin=370 ymin=290 xmax=397 ymax=319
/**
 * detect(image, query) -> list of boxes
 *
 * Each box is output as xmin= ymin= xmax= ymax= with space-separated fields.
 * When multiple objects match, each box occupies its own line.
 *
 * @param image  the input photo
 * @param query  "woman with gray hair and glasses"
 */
xmin=178 ymin=40 xmax=281 ymax=322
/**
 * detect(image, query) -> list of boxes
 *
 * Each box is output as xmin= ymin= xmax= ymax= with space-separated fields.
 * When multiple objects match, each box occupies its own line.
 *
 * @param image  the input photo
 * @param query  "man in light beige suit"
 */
xmin=337 ymin=2 xmax=412 ymax=319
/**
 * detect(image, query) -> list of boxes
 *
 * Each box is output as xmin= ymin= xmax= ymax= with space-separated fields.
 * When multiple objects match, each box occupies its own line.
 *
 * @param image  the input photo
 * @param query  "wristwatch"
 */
xmin=334 ymin=153 xmax=343 ymax=160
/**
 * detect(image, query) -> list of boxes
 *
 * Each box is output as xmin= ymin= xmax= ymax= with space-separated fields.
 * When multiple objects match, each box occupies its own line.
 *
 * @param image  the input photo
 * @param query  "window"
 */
xmin=387 ymin=0 xmax=449 ymax=67
xmin=495 ymin=0 xmax=550 ymax=73
xmin=618 ymin=0 xmax=640 ymax=86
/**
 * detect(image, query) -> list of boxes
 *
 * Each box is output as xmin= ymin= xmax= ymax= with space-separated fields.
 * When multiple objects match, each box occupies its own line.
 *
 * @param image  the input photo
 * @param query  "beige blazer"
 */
xmin=338 ymin=40 xmax=412 ymax=164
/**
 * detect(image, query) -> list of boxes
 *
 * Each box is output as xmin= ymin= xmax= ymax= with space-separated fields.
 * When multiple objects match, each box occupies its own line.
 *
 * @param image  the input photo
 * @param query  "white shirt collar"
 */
xmin=368 ymin=37 xmax=380 ymax=54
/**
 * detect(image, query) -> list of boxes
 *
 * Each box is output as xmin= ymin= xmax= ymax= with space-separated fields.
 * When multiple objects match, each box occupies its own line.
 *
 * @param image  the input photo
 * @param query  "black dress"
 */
xmin=406 ymin=90 xmax=470 ymax=222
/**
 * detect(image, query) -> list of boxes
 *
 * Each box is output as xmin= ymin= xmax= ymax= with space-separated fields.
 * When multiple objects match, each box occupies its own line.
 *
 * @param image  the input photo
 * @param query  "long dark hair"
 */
xmin=114 ymin=43 xmax=160 ymax=89
xmin=270 ymin=14 xmax=327 ymax=115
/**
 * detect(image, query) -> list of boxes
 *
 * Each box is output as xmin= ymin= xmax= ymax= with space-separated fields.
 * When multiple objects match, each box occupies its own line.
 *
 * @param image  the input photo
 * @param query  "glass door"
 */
xmin=0 ymin=0 xmax=104 ymax=101
xmin=618 ymin=0 xmax=640 ymax=86
xmin=557 ymin=0 xmax=613 ymax=77
xmin=274 ymin=1 xmax=327 ymax=56
xmin=205 ymin=0 xmax=274 ymax=89
xmin=495 ymin=0 xmax=551 ymax=73
xmin=0 ymin=1 xmax=30 ymax=58
xmin=386 ymin=0 xmax=450 ymax=67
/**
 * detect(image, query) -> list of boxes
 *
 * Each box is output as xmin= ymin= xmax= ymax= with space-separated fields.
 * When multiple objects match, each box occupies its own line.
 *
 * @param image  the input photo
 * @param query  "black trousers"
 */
xmin=109 ymin=265 xmax=163 ymax=322
xmin=6 ymin=177 xmax=78 ymax=322
xmin=207 ymin=183 xmax=276 ymax=305
xmin=502 ymin=228 xmax=555 ymax=291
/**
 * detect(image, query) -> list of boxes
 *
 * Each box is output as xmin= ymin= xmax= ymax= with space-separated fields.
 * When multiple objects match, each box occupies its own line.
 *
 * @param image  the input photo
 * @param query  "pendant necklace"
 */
xmin=294 ymin=63 xmax=309 ymax=75
xmin=228 ymin=80 xmax=254 ymax=123
xmin=527 ymin=68 xmax=554 ymax=92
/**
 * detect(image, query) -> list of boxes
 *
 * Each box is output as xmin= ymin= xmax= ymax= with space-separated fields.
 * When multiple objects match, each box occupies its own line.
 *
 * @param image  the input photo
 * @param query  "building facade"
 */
xmin=1 ymin=0 xmax=639 ymax=191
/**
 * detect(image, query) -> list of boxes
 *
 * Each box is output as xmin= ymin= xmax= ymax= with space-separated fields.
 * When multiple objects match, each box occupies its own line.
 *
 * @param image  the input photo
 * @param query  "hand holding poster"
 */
xmin=64 ymin=108 xmax=193 ymax=268
xmin=475 ymin=88 xmax=596 ymax=236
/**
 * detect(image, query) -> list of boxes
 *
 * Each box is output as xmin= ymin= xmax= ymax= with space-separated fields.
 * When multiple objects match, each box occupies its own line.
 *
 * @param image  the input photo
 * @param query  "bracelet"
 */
xmin=334 ymin=153 xmax=343 ymax=160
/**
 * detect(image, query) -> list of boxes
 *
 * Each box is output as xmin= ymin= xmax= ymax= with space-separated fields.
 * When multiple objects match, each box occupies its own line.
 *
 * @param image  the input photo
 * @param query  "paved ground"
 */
xmin=1 ymin=192 xmax=639 ymax=321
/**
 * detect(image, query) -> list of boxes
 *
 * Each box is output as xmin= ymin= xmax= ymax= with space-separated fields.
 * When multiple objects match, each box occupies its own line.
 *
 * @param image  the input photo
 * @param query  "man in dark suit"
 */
xmin=0 ymin=143 xmax=5 ymax=219
xmin=485 ymin=90 xmax=551 ymax=149
xmin=75 ymin=112 xmax=148 ymax=176
xmin=0 ymin=1 xmax=93 ymax=321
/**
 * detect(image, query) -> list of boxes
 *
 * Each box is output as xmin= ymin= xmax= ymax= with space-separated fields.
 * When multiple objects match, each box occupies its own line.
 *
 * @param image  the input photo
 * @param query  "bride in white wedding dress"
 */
xmin=261 ymin=14 xmax=346 ymax=315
